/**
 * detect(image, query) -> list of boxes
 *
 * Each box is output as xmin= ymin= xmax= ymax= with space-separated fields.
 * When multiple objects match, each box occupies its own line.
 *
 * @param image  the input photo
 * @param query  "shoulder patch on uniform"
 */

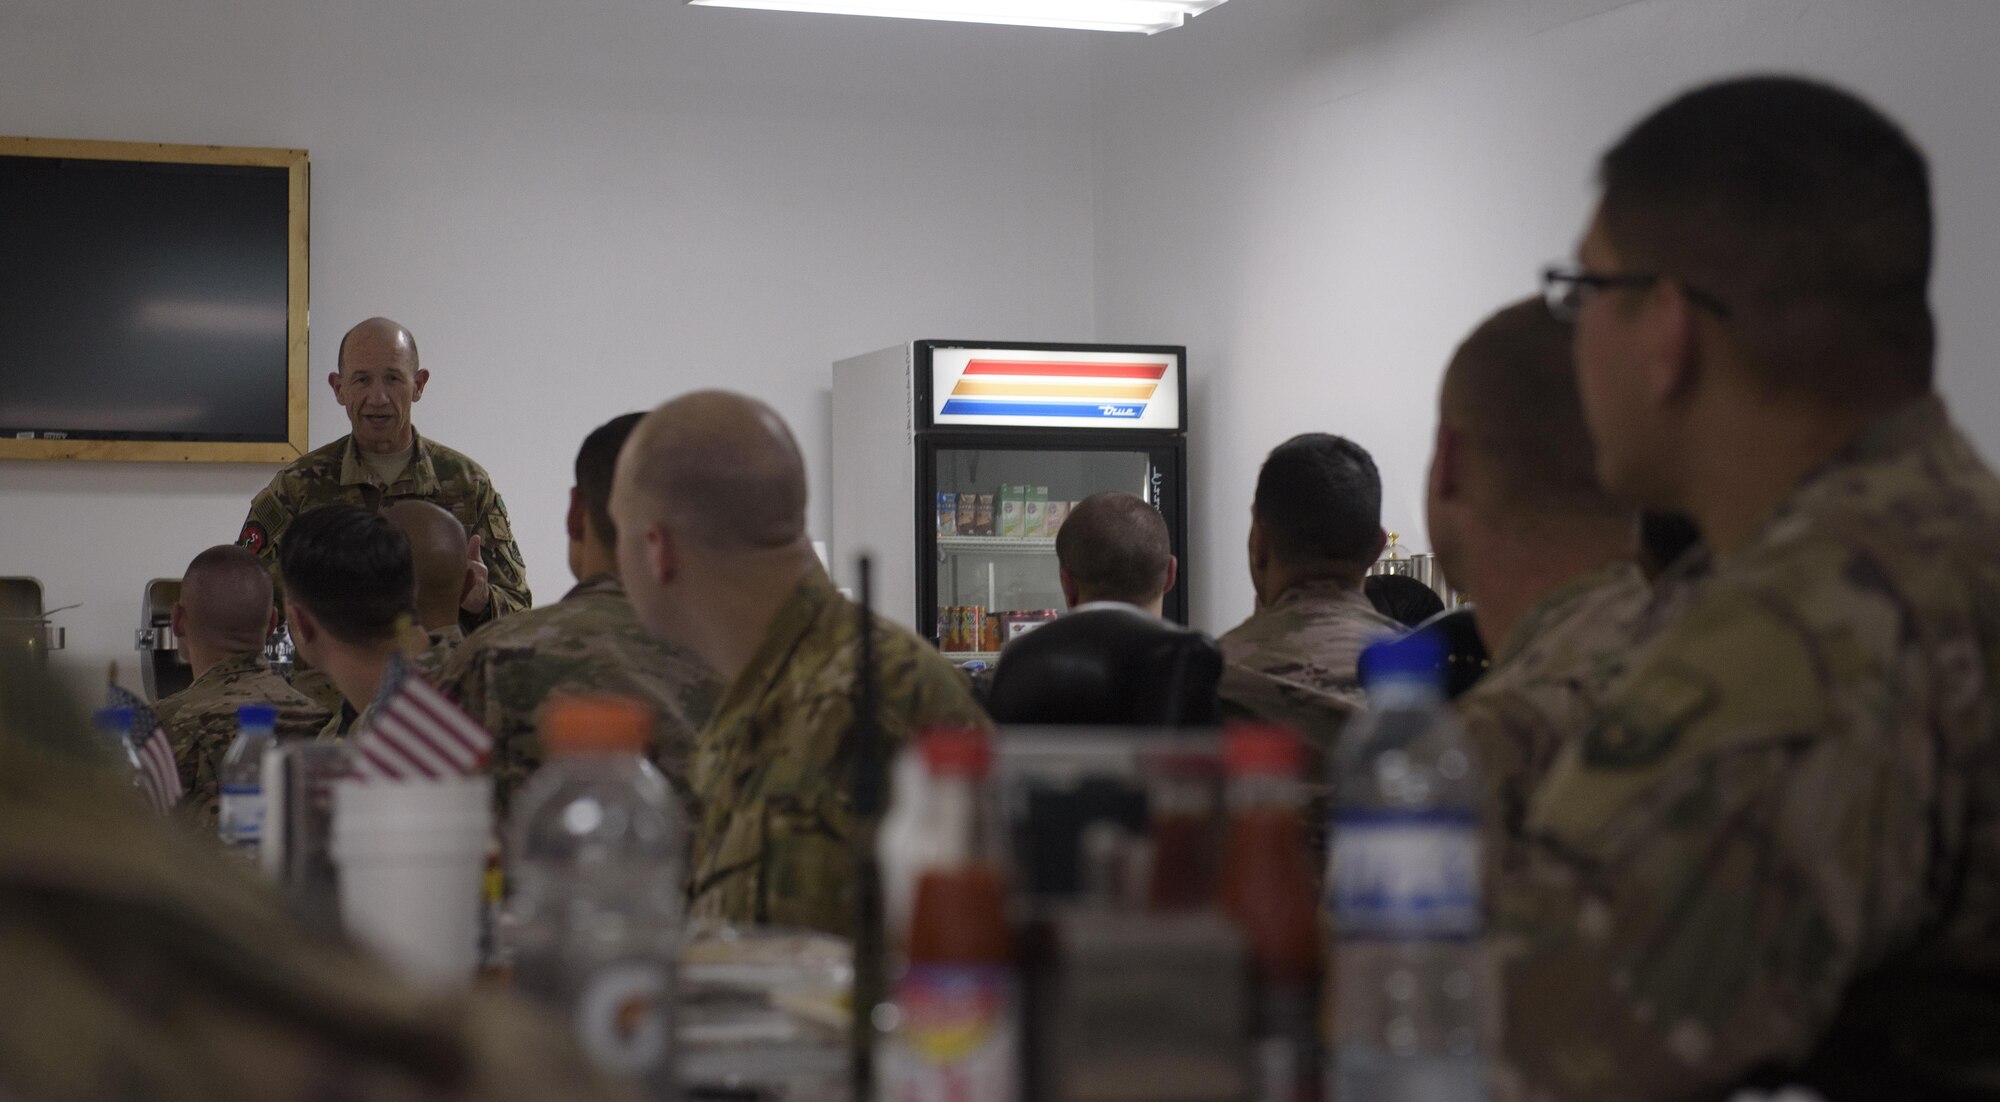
xmin=238 ymin=522 xmax=268 ymax=555
xmin=1582 ymin=660 xmax=1718 ymax=769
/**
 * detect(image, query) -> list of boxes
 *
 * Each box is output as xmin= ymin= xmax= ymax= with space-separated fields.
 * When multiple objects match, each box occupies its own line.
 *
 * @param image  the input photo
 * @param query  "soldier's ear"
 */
xmin=566 ymin=489 xmax=587 ymax=544
xmin=326 ymin=372 xmax=343 ymax=402
xmin=645 ymin=523 xmax=679 ymax=586
xmin=287 ymin=601 xmax=317 ymax=646
xmin=170 ymin=603 xmax=188 ymax=645
xmin=411 ymin=369 xmax=430 ymax=402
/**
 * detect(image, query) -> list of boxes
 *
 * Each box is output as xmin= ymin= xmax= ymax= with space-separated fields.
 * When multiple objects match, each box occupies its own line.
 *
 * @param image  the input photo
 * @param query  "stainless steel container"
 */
xmin=134 ymin=578 xmax=192 ymax=702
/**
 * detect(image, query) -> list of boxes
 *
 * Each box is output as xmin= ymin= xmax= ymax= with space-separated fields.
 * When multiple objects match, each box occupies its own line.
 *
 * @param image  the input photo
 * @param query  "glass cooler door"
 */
xmin=923 ymin=439 xmax=1185 ymax=666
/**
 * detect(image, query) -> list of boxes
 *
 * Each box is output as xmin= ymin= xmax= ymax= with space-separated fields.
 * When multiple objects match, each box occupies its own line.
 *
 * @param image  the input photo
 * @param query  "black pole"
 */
xmin=851 ymin=555 xmax=884 ymax=1102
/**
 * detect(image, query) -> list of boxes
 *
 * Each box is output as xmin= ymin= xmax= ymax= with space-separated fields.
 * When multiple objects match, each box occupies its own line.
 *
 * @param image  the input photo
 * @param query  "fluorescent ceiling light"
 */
xmin=686 ymin=0 xmax=1229 ymax=34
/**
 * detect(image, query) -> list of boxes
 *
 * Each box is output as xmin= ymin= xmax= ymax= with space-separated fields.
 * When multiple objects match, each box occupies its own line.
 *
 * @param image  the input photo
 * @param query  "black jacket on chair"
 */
xmin=982 ymin=604 xmax=1224 ymax=727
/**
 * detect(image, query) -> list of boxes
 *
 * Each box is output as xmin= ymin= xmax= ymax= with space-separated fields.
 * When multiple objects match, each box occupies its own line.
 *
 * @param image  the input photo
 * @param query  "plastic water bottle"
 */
xmin=91 ymin=707 xmax=147 ymax=795
xmin=508 ymin=696 xmax=684 ymax=1100
xmin=1327 ymin=631 xmax=1489 ymax=1102
xmin=219 ymin=704 xmax=277 ymax=860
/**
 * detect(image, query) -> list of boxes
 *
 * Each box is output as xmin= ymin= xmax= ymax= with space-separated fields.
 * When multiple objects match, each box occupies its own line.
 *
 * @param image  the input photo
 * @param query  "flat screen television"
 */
xmin=0 ymin=136 xmax=309 ymax=463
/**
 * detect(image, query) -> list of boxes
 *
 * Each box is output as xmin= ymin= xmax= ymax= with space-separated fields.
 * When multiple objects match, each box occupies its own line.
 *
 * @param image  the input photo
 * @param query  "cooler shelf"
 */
xmin=937 ymin=536 xmax=1057 ymax=554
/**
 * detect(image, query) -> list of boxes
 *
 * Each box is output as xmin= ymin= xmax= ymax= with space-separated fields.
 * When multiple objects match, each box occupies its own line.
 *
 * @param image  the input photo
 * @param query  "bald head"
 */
xmin=1441 ymin=298 xmax=1628 ymax=520
xmin=618 ymin=390 xmax=809 ymax=551
xmin=338 ymin=317 xmax=419 ymax=372
xmin=382 ymin=501 xmax=469 ymax=630
xmin=180 ymin=545 xmax=274 ymax=653
xmin=1057 ymin=492 xmax=1173 ymax=606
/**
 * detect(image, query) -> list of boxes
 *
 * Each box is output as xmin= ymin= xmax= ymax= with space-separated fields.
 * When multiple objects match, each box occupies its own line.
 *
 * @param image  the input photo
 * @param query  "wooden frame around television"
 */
xmin=0 ymin=135 xmax=309 ymax=464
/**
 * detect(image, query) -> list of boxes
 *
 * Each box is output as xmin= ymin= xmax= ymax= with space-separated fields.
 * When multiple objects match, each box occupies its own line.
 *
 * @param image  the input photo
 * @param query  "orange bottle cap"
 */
xmin=1222 ymin=723 xmax=1305 ymax=776
xmin=919 ymin=726 xmax=992 ymax=777
xmin=539 ymin=695 xmax=652 ymax=755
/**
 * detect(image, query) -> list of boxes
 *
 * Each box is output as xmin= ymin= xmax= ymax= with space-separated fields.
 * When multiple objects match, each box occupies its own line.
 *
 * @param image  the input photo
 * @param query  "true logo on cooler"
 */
xmin=938 ymin=359 xmax=1169 ymax=422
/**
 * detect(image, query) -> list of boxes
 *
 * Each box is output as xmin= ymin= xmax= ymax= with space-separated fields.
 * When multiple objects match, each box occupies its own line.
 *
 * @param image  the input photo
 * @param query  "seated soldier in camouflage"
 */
xmin=278 ymin=505 xmax=429 ymax=738
xmin=1217 ymin=434 xmax=1401 ymax=751
xmin=1421 ymin=298 xmax=1652 ymax=846
xmin=382 ymin=500 xmax=477 ymax=675
xmin=154 ymin=545 xmax=329 ymax=827
xmin=0 ymin=648 xmax=629 ymax=1102
xmin=441 ymin=413 xmax=722 ymax=819
xmin=611 ymin=391 xmax=990 ymax=938
xmin=1502 ymin=77 xmax=2000 ymax=1097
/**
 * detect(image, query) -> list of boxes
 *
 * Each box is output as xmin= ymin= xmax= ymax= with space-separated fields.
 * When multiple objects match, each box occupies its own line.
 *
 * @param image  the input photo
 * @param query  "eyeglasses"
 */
xmin=1541 ymin=265 xmax=1732 ymax=323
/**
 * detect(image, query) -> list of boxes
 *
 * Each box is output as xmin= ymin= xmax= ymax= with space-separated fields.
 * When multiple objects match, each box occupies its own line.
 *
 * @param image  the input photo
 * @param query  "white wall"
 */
xmin=0 ymin=0 xmax=1100 ymax=694
xmin=1088 ymin=0 xmax=2000 ymax=633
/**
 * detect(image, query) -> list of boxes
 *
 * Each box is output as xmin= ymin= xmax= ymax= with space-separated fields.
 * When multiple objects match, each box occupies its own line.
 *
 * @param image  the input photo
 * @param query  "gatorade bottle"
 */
xmin=219 ymin=704 xmax=277 ymax=861
xmin=1220 ymin=725 xmax=1322 ymax=1102
xmin=508 ymin=697 xmax=684 ymax=1100
xmin=881 ymin=727 xmax=1016 ymax=1102
xmin=1327 ymin=631 xmax=1488 ymax=1102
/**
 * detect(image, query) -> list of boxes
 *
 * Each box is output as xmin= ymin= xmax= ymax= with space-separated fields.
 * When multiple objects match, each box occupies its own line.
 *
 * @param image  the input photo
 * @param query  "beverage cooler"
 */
xmin=832 ymin=340 xmax=1189 ymax=666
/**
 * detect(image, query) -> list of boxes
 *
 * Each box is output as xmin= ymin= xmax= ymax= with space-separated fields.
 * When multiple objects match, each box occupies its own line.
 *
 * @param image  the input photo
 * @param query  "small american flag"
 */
xmin=349 ymin=655 xmax=494 ymax=782
xmin=105 ymin=681 xmax=185 ymax=814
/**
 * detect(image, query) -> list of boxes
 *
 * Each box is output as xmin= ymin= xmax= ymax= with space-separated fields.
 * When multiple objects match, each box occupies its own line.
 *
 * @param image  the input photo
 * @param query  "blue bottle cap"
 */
xmin=236 ymin=704 xmax=279 ymax=728
xmin=1357 ymin=628 xmax=1448 ymax=689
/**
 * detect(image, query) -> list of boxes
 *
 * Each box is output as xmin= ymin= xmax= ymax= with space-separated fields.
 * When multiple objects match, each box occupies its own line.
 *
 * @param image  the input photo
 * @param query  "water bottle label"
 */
xmin=1330 ymin=809 xmax=1481 ymax=940
xmin=575 ymin=962 xmax=670 ymax=1075
xmin=218 ymin=785 xmax=264 ymax=847
xmin=883 ymin=963 xmax=1017 ymax=1102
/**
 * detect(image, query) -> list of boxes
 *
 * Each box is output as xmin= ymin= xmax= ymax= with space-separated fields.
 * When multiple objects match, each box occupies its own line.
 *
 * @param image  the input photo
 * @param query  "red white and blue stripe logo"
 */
xmin=937 ymin=358 xmax=1172 ymax=422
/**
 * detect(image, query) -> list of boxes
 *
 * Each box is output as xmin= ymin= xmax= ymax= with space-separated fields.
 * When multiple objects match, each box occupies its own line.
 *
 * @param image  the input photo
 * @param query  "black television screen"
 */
xmin=0 ymin=137 xmax=307 ymax=461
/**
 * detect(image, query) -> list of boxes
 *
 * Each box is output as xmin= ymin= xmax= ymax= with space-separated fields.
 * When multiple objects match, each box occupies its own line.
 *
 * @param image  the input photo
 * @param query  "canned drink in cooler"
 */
xmin=982 ymin=614 xmax=1002 ymax=652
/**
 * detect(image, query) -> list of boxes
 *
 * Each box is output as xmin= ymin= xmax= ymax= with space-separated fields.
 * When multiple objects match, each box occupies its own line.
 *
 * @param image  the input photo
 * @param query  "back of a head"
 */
xmin=577 ymin=412 xmax=646 ymax=546
xmin=1365 ymin=574 xmax=1446 ymax=629
xmin=1599 ymin=75 xmax=1934 ymax=403
xmin=1056 ymin=492 xmax=1173 ymax=606
xmin=622 ymin=391 xmax=808 ymax=552
xmin=1443 ymin=298 xmax=1628 ymax=521
xmin=279 ymin=506 xmax=416 ymax=646
xmin=179 ymin=545 xmax=273 ymax=653
xmin=1252 ymin=434 xmax=1381 ymax=569
xmin=382 ymin=501 xmax=467 ymax=626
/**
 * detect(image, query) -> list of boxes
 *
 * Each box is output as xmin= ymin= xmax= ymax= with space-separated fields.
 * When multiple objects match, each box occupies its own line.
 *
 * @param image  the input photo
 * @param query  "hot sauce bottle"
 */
xmin=1220 ymin=725 xmax=1324 ymax=1102
xmin=882 ymin=728 xmax=1017 ymax=1102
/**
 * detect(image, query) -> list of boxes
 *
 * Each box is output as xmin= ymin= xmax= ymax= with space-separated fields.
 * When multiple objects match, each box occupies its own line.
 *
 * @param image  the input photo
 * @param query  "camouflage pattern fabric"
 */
xmin=415 ymin=624 xmax=464 ymax=679
xmin=287 ymin=663 xmax=344 ymax=713
xmin=237 ymin=430 xmax=531 ymax=634
xmin=0 ymin=649 xmax=635 ymax=1102
xmin=1496 ymin=396 xmax=2000 ymax=1099
xmin=1216 ymin=579 xmax=1403 ymax=753
xmin=1454 ymin=562 xmax=1650 ymax=848
xmin=438 ymin=575 xmax=721 ymax=819
xmin=153 ymin=651 xmax=331 ymax=828
xmin=690 ymin=567 xmax=992 ymax=937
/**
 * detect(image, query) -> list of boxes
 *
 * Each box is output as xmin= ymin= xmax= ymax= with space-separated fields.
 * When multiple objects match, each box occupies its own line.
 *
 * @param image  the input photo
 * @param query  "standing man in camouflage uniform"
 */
xmin=382 ymin=500 xmax=477 ymax=675
xmin=1501 ymin=77 xmax=2000 ymax=1097
xmin=442 ymin=413 xmax=721 ymax=818
xmin=1421 ymin=298 xmax=1651 ymax=842
xmin=611 ymin=391 xmax=989 ymax=937
xmin=1217 ymin=434 xmax=1401 ymax=750
xmin=154 ymin=545 xmax=329 ymax=827
xmin=238 ymin=317 xmax=530 ymax=637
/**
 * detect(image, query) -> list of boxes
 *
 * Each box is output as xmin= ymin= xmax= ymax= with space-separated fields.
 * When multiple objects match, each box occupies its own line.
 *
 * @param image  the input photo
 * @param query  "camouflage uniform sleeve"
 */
xmin=463 ymin=478 xmax=531 ymax=632
xmin=238 ymin=474 xmax=294 ymax=613
xmin=1495 ymin=594 xmax=1906 ymax=1099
